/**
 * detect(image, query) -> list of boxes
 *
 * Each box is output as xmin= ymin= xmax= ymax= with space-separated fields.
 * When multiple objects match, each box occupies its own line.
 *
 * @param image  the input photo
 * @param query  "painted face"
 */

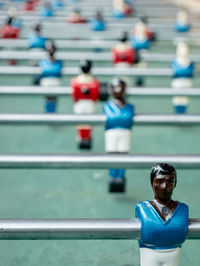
xmin=153 ymin=174 xmax=176 ymax=201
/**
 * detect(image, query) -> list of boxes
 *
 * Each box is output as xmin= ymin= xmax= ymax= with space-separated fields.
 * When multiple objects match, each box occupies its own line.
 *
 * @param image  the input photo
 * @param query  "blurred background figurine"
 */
xmin=131 ymin=19 xmax=151 ymax=50
xmin=103 ymin=79 xmax=134 ymax=193
xmin=140 ymin=16 xmax=156 ymax=42
xmin=34 ymin=40 xmax=62 ymax=113
xmin=112 ymin=31 xmax=139 ymax=68
xmin=71 ymin=60 xmax=100 ymax=149
xmin=171 ymin=42 xmax=194 ymax=114
xmin=136 ymin=163 xmax=188 ymax=266
xmin=52 ymin=0 xmax=64 ymax=11
xmin=22 ymin=0 xmax=37 ymax=11
xmin=175 ymin=8 xmax=191 ymax=33
xmin=90 ymin=10 xmax=106 ymax=31
xmin=1 ymin=8 xmax=21 ymax=39
xmin=112 ymin=0 xmax=132 ymax=18
xmin=40 ymin=1 xmax=53 ymax=17
xmin=28 ymin=23 xmax=47 ymax=50
xmin=67 ymin=9 xmax=87 ymax=23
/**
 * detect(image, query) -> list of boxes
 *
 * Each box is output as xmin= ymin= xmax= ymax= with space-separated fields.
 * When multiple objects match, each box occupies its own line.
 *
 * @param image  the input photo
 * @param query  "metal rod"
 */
xmin=0 ymin=50 xmax=200 ymax=63
xmin=0 ymin=114 xmax=199 ymax=126
xmin=0 ymin=66 xmax=173 ymax=76
xmin=0 ymin=86 xmax=200 ymax=97
xmin=0 ymin=154 xmax=200 ymax=169
xmin=0 ymin=50 xmax=199 ymax=63
xmin=18 ymin=29 xmax=200 ymax=41
xmin=15 ymin=21 xmax=197 ymax=30
xmin=0 ymin=39 xmax=198 ymax=49
xmin=0 ymin=218 xmax=198 ymax=240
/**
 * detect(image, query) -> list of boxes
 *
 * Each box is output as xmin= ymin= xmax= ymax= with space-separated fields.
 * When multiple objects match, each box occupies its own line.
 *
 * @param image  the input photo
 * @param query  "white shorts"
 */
xmin=171 ymin=78 xmax=192 ymax=89
xmin=40 ymin=77 xmax=60 ymax=87
xmin=74 ymin=100 xmax=96 ymax=114
xmin=140 ymin=247 xmax=181 ymax=266
xmin=114 ymin=62 xmax=132 ymax=68
xmin=172 ymin=96 xmax=189 ymax=106
xmin=105 ymin=129 xmax=131 ymax=153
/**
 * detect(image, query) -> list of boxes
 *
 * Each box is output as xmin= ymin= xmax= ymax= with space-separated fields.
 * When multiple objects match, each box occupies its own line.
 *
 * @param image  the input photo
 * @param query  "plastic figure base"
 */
xmin=8 ymin=59 xmax=17 ymax=66
xmin=78 ymin=139 xmax=92 ymax=150
xmin=135 ymin=77 xmax=144 ymax=87
xmin=109 ymin=178 xmax=126 ymax=193
xmin=174 ymin=105 xmax=187 ymax=114
xmin=99 ymin=83 xmax=109 ymax=101
xmin=45 ymin=98 xmax=57 ymax=113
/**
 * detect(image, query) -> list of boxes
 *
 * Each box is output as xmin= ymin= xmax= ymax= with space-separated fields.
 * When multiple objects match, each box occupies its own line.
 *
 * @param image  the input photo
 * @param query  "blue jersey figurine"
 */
xmin=175 ymin=9 xmax=191 ymax=33
xmin=90 ymin=11 xmax=106 ymax=31
xmin=34 ymin=40 xmax=62 ymax=113
xmin=103 ymin=79 xmax=134 ymax=193
xmin=135 ymin=163 xmax=188 ymax=266
xmin=171 ymin=43 xmax=194 ymax=114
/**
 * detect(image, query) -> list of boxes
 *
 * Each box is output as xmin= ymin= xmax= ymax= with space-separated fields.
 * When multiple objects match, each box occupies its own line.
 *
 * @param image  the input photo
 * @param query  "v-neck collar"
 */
xmin=146 ymin=200 xmax=180 ymax=224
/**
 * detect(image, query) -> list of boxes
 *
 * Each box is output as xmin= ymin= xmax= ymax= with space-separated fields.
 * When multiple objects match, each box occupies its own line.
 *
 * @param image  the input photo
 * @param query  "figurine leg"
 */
xmin=77 ymin=125 xmax=92 ymax=149
xmin=45 ymin=96 xmax=57 ymax=113
xmin=40 ymin=78 xmax=60 ymax=112
xmin=74 ymin=100 xmax=96 ymax=149
xmin=8 ymin=59 xmax=17 ymax=66
xmin=105 ymin=129 xmax=131 ymax=193
xmin=140 ymin=248 xmax=181 ymax=266
xmin=172 ymin=97 xmax=189 ymax=114
xmin=109 ymin=168 xmax=126 ymax=193
xmin=33 ymin=75 xmax=42 ymax=85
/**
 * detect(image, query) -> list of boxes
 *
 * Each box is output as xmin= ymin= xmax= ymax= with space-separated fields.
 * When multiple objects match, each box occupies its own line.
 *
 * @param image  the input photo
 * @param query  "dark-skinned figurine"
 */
xmin=135 ymin=163 xmax=188 ymax=266
xmin=103 ymin=79 xmax=134 ymax=192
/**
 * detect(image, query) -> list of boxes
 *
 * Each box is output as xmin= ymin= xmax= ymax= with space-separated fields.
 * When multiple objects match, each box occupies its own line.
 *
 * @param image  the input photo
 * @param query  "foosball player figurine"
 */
xmin=52 ymin=0 xmax=64 ymax=10
xmin=67 ymin=9 xmax=87 ymax=24
xmin=90 ymin=10 xmax=106 ymax=31
xmin=1 ymin=8 xmax=21 ymax=39
xmin=136 ymin=163 xmax=188 ymax=266
xmin=22 ymin=0 xmax=36 ymax=11
xmin=112 ymin=0 xmax=132 ymax=18
xmin=175 ymin=8 xmax=191 ymax=33
xmin=40 ymin=1 xmax=53 ymax=17
xmin=35 ymin=40 xmax=62 ymax=113
xmin=140 ymin=16 xmax=156 ymax=42
xmin=103 ymin=79 xmax=134 ymax=192
xmin=171 ymin=42 xmax=194 ymax=114
xmin=112 ymin=31 xmax=139 ymax=68
xmin=71 ymin=60 xmax=100 ymax=149
xmin=131 ymin=19 xmax=151 ymax=50
xmin=28 ymin=23 xmax=47 ymax=49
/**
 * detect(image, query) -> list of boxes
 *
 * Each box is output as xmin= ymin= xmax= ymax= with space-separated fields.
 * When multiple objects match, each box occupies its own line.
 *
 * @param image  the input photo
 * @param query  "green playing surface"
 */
xmin=0 ymin=6 xmax=200 ymax=265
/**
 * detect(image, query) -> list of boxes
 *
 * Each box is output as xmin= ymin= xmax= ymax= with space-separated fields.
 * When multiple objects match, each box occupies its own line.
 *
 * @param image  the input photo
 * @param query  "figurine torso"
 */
xmin=103 ymin=101 xmax=134 ymax=130
xmin=28 ymin=33 xmax=46 ymax=49
xmin=135 ymin=200 xmax=188 ymax=250
xmin=39 ymin=59 xmax=62 ymax=78
xmin=71 ymin=74 xmax=99 ymax=102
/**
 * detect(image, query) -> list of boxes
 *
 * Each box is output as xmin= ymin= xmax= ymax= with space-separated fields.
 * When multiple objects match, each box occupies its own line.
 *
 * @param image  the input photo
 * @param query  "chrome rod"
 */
xmin=0 ymin=154 xmax=200 ymax=169
xmin=0 ymin=114 xmax=199 ymax=126
xmin=0 ymin=218 xmax=198 ymax=240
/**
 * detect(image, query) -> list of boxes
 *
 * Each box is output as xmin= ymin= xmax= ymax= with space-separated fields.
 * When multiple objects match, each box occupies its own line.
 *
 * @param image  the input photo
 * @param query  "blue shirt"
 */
xmin=40 ymin=7 xmax=53 ymax=17
xmin=171 ymin=61 xmax=194 ymax=78
xmin=135 ymin=200 xmax=188 ymax=250
xmin=28 ymin=33 xmax=46 ymax=49
xmin=103 ymin=101 xmax=134 ymax=130
xmin=174 ymin=22 xmax=191 ymax=32
xmin=90 ymin=20 xmax=106 ymax=31
xmin=131 ymin=37 xmax=150 ymax=50
xmin=39 ymin=59 xmax=62 ymax=78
